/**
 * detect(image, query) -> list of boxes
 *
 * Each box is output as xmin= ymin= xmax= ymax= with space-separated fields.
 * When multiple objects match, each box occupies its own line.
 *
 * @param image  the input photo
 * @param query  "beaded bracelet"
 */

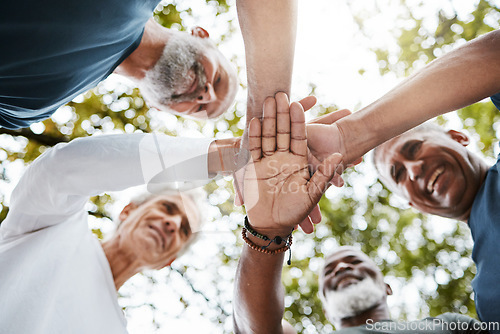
xmin=242 ymin=216 xmax=293 ymax=265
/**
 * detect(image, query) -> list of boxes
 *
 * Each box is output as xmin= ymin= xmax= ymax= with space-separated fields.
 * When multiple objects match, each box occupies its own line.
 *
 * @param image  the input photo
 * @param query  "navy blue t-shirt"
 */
xmin=469 ymin=151 xmax=500 ymax=331
xmin=468 ymin=95 xmax=500 ymax=330
xmin=0 ymin=0 xmax=160 ymax=129
xmin=491 ymin=93 xmax=500 ymax=111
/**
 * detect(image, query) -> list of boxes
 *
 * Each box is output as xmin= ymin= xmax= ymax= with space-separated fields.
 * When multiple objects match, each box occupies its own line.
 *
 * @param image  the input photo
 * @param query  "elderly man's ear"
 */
xmin=385 ymin=283 xmax=393 ymax=296
xmin=191 ymin=26 xmax=209 ymax=39
xmin=447 ymin=130 xmax=470 ymax=146
xmin=118 ymin=203 xmax=138 ymax=221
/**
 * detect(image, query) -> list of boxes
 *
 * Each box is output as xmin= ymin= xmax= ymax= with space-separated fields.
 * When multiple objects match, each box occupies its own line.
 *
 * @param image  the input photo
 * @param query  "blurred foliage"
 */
xmin=458 ymin=102 xmax=500 ymax=158
xmin=280 ymin=1 xmax=500 ymax=333
xmin=282 ymin=172 xmax=475 ymax=333
xmin=283 ymin=0 xmax=497 ymax=332
xmin=0 ymin=0 xmax=497 ymax=333
xmin=363 ymin=0 xmax=500 ymax=158
xmin=367 ymin=0 xmax=500 ymax=77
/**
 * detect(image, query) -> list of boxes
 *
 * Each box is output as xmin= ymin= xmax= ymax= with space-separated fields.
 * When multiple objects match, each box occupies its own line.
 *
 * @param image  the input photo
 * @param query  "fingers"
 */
xmin=347 ymin=157 xmax=363 ymax=167
xmin=298 ymin=96 xmax=317 ymax=112
xmin=309 ymin=204 xmax=322 ymax=224
xmin=298 ymin=204 xmax=323 ymax=234
xmin=298 ymin=217 xmax=314 ymax=234
xmin=307 ymin=153 xmax=343 ymax=205
xmin=276 ymin=92 xmax=291 ymax=152
xmin=290 ymin=102 xmax=307 ymax=157
xmin=329 ymin=173 xmax=344 ymax=187
xmin=233 ymin=168 xmax=245 ymax=206
xmin=262 ymin=97 xmax=276 ymax=156
xmin=248 ymin=117 xmax=262 ymax=161
xmin=234 ymin=193 xmax=243 ymax=206
xmin=308 ymin=109 xmax=352 ymax=125
xmin=233 ymin=182 xmax=243 ymax=206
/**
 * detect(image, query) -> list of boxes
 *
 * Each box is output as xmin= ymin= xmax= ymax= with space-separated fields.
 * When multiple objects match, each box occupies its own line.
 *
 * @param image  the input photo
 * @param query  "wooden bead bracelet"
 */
xmin=242 ymin=216 xmax=293 ymax=265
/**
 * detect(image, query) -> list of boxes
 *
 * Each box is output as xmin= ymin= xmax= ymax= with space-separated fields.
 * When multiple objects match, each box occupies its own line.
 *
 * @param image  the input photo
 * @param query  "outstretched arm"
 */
xmin=236 ymin=0 xmax=297 ymax=123
xmin=3 ymin=134 xmax=232 ymax=237
xmin=233 ymin=243 xmax=294 ymax=334
xmin=307 ymin=29 xmax=500 ymax=165
xmin=233 ymin=93 xmax=342 ymax=333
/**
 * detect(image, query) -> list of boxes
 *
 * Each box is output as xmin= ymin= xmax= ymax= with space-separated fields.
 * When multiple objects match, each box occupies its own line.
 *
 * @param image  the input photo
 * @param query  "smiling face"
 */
xmin=140 ymin=27 xmax=237 ymax=119
xmin=319 ymin=247 xmax=390 ymax=324
xmin=320 ymin=247 xmax=385 ymax=296
xmin=116 ymin=194 xmax=200 ymax=270
xmin=374 ymin=128 xmax=487 ymax=220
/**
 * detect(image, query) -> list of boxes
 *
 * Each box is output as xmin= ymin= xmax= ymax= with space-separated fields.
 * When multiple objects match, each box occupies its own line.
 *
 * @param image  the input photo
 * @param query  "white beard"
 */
xmin=324 ymin=276 xmax=385 ymax=321
xmin=140 ymin=34 xmax=210 ymax=107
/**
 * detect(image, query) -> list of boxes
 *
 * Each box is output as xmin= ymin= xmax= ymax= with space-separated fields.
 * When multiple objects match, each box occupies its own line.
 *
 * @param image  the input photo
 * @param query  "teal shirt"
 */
xmin=491 ymin=93 xmax=500 ymax=111
xmin=469 ymin=148 xmax=500 ymax=331
xmin=0 ymin=0 xmax=159 ymax=129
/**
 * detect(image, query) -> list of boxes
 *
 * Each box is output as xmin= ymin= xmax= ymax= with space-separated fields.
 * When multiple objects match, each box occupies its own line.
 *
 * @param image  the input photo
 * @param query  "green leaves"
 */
xmin=0 ymin=0 xmax=496 ymax=332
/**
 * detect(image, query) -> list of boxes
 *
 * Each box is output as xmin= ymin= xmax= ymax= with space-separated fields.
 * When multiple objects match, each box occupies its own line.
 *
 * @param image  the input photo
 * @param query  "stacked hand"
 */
xmin=233 ymin=94 xmax=359 ymax=233
xmin=243 ymin=93 xmax=343 ymax=235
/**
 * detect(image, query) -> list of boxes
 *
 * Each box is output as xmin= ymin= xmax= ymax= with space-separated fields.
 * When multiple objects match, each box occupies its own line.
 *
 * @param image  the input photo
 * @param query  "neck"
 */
xmin=338 ymin=302 xmax=390 ymax=329
xmin=114 ymin=18 xmax=170 ymax=80
xmin=102 ymin=236 xmax=143 ymax=290
xmin=457 ymin=156 xmax=490 ymax=222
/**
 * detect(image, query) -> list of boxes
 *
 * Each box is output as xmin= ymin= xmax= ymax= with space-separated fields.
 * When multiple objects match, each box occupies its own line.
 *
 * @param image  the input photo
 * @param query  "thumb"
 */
xmin=307 ymin=153 xmax=343 ymax=204
xmin=298 ymin=96 xmax=317 ymax=112
xmin=234 ymin=187 xmax=243 ymax=206
xmin=308 ymin=109 xmax=351 ymax=125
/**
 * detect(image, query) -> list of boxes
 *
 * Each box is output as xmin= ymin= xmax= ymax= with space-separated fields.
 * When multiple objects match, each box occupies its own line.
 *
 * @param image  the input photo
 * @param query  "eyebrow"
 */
xmin=401 ymin=141 xmax=412 ymax=155
xmin=214 ymin=66 xmax=231 ymax=110
xmin=386 ymin=141 xmax=414 ymax=181
xmin=390 ymin=163 xmax=397 ymax=180
xmin=162 ymin=200 xmax=180 ymax=213
xmin=163 ymin=200 xmax=192 ymax=235
xmin=400 ymin=139 xmax=422 ymax=158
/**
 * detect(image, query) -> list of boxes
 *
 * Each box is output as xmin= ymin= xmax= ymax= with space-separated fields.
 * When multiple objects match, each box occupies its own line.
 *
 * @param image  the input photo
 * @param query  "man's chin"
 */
xmin=324 ymin=277 xmax=386 ymax=321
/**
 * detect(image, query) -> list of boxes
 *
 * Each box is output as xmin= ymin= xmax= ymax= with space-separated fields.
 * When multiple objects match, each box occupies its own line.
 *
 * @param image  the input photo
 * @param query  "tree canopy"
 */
xmin=0 ymin=0 xmax=498 ymax=333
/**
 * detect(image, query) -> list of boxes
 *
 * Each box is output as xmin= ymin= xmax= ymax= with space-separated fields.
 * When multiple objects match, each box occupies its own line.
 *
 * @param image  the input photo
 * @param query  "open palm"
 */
xmin=243 ymin=93 xmax=343 ymax=235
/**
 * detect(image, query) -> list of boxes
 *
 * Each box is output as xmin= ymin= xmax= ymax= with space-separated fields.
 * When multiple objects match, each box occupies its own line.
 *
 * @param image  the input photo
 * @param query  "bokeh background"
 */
xmin=1 ymin=0 xmax=500 ymax=332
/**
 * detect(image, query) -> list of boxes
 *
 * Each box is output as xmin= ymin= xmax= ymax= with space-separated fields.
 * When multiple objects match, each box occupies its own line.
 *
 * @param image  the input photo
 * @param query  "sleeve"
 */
xmin=491 ymin=92 xmax=500 ymax=111
xmin=2 ymin=133 xmax=214 ymax=237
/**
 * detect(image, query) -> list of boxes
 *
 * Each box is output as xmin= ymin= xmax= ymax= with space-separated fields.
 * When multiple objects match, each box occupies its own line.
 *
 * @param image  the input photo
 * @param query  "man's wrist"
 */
xmin=207 ymin=138 xmax=241 ymax=176
xmin=245 ymin=217 xmax=294 ymax=249
xmin=242 ymin=217 xmax=293 ymax=265
xmin=335 ymin=116 xmax=365 ymax=166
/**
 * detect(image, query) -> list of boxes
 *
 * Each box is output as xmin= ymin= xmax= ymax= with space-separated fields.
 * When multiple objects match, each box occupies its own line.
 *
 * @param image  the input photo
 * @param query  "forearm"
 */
xmin=10 ymin=133 xmax=214 ymax=216
xmin=337 ymin=29 xmax=500 ymax=163
xmin=207 ymin=137 xmax=241 ymax=176
xmin=233 ymin=238 xmax=287 ymax=334
xmin=236 ymin=0 xmax=297 ymax=123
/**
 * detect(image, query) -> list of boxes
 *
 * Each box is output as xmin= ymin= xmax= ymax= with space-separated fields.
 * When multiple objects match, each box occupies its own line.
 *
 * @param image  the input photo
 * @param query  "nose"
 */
xmin=405 ymin=160 xmax=424 ymax=181
xmin=197 ymin=83 xmax=217 ymax=103
xmin=164 ymin=218 xmax=181 ymax=234
xmin=333 ymin=262 xmax=353 ymax=276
